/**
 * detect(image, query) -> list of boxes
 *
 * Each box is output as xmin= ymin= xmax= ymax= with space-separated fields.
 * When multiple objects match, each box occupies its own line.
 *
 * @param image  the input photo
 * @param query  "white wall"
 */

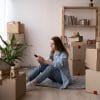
xmin=6 ymin=0 xmax=100 ymax=66
xmin=0 ymin=0 xmax=6 ymax=46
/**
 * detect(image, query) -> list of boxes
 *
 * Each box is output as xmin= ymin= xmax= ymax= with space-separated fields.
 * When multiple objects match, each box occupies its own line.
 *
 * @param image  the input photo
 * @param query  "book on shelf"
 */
xmin=64 ymin=15 xmax=78 ymax=26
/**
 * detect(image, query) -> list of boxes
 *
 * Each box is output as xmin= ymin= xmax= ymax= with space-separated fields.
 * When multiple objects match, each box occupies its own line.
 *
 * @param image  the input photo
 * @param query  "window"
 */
xmin=0 ymin=0 xmax=6 ymax=46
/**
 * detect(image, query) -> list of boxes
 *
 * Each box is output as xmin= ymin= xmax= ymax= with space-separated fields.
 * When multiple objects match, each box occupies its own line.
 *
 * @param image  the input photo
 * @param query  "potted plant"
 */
xmin=0 ymin=34 xmax=27 ymax=66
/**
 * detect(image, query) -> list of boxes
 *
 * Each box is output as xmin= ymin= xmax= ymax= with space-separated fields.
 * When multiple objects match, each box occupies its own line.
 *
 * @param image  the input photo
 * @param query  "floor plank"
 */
xmin=21 ymin=87 xmax=100 ymax=100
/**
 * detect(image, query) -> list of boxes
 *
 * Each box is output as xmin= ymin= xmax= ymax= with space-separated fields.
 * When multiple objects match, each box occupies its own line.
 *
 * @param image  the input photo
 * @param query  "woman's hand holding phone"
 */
xmin=34 ymin=54 xmax=38 ymax=57
xmin=35 ymin=55 xmax=45 ymax=64
xmin=34 ymin=54 xmax=52 ymax=65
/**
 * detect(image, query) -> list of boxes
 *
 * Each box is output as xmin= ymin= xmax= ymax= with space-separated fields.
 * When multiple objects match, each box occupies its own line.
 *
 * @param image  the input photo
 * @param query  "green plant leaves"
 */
xmin=0 ymin=34 xmax=27 ymax=65
xmin=0 ymin=35 xmax=8 ymax=46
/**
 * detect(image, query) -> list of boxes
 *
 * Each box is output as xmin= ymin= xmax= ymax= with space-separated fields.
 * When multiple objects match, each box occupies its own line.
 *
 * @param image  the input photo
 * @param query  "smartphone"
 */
xmin=34 ymin=54 xmax=38 ymax=57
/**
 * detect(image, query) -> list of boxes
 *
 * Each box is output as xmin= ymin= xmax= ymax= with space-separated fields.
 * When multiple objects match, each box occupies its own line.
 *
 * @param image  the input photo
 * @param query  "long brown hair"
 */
xmin=50 ymin=36 xmax=68 ymax=60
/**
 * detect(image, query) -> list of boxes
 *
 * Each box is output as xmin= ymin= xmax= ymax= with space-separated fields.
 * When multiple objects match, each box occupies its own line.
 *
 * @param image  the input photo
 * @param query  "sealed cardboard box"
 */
xmin=69 ymin=59 xmax=85 ymax=76
xmin=7 ymin=21 xmax=24 ymax=33
xmin=68 ymin=42 xmax=86 ymax=60
xmin=8 ymin=33 xmax=25 ymax=44
xmin=86 ymin=69 xmax=100 ymax=94
xmin=85 ymin=48 xmax=100 ymax=71
xmin=0 ymin=72 xmax=26 ymax=100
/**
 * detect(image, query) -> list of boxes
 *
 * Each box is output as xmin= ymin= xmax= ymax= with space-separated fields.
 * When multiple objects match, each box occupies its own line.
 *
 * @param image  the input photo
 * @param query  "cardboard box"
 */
xmin=0 ymin=59 xmax=11 ymax=79
xmin=96 ymin=36 xmax=100 ymax=42
xmin=68 ymin=36 xmax=83 ymax=42
xmin=0 ymin=70 xmax=10 ymax=80
xmin=0 ymin=72 xmax=26 ymax=100
xmin=0 ymin=80 xmax=2 ymax=85
xmin=8 ymin=33 xmax=25 ymax=44
xmin=96 ymin=42 xmax=100 ymax=49
xmin=7 ymin=22 xmax=24 ymax=33
xmin=86 ymin=69 xmax=100 ymax=94
xmin=85 ymin=48 xmax=100 ymax=71
xmin=69 ymin=59 xmax=85 ymax=76
xmin=0 ymin=51 xmax=1 ymax=58
xmin=68 ymin=42 xmax=86 ymax=60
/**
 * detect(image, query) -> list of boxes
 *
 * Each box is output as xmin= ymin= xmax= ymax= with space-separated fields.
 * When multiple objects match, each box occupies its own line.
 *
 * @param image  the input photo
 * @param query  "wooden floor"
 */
xmin=21 ymin=86 xmax=100 ymax=100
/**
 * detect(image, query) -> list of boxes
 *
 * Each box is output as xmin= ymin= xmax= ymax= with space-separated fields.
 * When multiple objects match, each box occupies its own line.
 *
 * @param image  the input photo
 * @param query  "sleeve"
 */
xmin=52 ymin=53 xmax=68 ymax=69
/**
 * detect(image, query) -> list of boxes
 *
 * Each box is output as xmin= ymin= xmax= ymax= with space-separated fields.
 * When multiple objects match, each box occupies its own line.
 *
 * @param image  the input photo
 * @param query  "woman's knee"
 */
xmin=38 ymin=64 xmax=47 ymax=72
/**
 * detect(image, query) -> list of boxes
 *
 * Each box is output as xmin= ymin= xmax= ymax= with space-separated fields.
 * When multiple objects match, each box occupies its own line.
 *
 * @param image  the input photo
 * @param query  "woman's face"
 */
xmin=50 ymin=40 xmax=56 ymax=51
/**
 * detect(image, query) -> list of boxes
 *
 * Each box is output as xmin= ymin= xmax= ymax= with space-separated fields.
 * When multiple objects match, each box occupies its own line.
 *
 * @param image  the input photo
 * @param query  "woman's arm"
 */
xmin=43 ymin=59 xmax=53 ymax=65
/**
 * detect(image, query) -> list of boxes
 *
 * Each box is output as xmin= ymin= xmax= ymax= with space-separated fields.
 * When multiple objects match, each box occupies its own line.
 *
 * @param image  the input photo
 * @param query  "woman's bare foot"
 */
xmin=26 ymin=80 xmax=37 ymax=91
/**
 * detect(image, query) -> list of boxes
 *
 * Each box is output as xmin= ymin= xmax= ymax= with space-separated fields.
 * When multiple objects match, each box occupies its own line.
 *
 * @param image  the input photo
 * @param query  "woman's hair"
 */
xmin=49 ymin=36 xmax=68 ymax=60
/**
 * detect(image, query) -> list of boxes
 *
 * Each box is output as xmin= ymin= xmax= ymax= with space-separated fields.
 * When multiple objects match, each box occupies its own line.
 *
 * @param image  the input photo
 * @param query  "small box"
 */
xmin=8 ymin=33 xmax=25 ymax=44
xmin=7 ymin=21 xmax=24 ymax=33
xmin=68 ymin=42 xmax=86 ymax=60
xmin=0 ymin=72 xmax=26 ymax=100
xmin=85 ymin=48 xmax=100 ymax=71
xmin=86 ymin=69 xmax=100 ymax=94
xmin=69 ymin=59 xmax=85 ymax=76
xmin=87 ymin=39 xmax=96 ymax=48
xmin=68 ymin=36 xmax=83 ymax=42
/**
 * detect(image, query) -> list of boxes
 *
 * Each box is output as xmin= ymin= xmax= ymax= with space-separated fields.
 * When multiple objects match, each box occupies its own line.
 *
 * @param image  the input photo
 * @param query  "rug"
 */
xmin=37 ymin=76 xmax=85 ymax=89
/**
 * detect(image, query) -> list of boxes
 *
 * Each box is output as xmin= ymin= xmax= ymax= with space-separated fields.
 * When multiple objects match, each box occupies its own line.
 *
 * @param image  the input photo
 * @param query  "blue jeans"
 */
xmin=28 ymin=64 xmax=63 ymax=84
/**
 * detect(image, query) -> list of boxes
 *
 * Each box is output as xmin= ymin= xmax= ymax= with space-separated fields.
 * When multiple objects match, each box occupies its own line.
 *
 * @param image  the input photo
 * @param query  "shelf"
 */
xmin=65 ymin=25 xmax=97 ymax=28
xmin=61 ymin=6 xmax=98 ymax=42
xmin=64 ymin=6 xmax=98 ymax=10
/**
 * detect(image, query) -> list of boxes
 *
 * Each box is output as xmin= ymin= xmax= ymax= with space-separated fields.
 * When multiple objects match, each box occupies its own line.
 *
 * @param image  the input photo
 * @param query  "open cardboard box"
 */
xmin=7 ymin=21 xmax=24 ymax=34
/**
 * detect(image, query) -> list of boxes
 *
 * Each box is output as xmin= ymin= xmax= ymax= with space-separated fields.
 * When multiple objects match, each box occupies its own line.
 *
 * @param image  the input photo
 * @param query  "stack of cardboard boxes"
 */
xmin=68 ymin=42 xmax=86 ymax=76
xmin=85 ymin=48 xmax=100 ymax=94
xmin=7 ymin=21 xmax=25 ymax=44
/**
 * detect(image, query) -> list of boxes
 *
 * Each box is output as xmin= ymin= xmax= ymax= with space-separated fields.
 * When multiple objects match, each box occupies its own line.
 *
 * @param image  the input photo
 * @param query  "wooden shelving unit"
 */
xmin=65 ymin=25 xmax=97 ymax=28
xmin=61 ymin=6 xmax=99 ymax=46
xmin=64 ymin=6 xmax=98 ymax=10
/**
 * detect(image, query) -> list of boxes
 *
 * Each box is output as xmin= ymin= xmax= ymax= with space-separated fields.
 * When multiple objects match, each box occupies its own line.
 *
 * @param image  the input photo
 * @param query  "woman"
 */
xmin=27 ymin=36 xmax=71 ymax=91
